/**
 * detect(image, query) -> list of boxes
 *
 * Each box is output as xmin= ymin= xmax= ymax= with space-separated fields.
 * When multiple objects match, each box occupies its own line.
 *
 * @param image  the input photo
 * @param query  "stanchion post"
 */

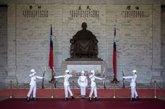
xmin=113 ymin=83 xmax=116 ymax=99
xmin=51 ymin=82 xmax=54 ymax=99
xmin=9 ymin=80 xmax=13 ymax=98
xmin=154 ymin=81 xmax=157 ymax=99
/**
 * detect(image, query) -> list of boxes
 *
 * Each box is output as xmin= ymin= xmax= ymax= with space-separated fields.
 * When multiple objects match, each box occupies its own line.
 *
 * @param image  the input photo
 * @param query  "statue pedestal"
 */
xmin=62 ymin=60 xmax=106 ymax=75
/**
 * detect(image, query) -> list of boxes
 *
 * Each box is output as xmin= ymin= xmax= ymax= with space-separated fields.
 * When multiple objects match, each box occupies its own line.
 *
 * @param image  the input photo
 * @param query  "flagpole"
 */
xmin=49 ymin=25 xmax=55 ymax=83
xmin=111 ymin=26 xmax=119 ymax=84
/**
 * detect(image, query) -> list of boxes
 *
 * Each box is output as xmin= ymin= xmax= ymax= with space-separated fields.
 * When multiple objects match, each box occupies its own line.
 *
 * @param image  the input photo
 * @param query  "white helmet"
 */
xmin=30 ymin=69 xmax=36 ymax=74
xmin=65 ymin=69 xmax=69 ymax=73
xmin=31 ymin=69 xmax=35 ymax=73
xmin=132 ymin=70 xmax=137 ymax=74
xmin=81 ymin=70 xmax=85 ymax=74
xmin=81 ymin=70 xmax=85 ymax=75
xmin=91 ymin=70 xmax=95 ymax=75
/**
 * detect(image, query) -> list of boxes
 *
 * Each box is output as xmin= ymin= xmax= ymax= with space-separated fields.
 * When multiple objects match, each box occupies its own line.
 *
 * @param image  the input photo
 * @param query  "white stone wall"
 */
xmin=12 ymin=4 xmax=160 ymax=83
xmin=15 ymin=4 xmax=63 ymax=82
xmin=106 ymin=5 xmax=154 ymax=83
xmin=0 ymin=0 xmax=164 ymax=87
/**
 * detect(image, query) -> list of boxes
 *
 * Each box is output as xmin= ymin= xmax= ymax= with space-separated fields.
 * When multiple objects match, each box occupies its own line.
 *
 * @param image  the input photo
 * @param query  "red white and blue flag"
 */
xmin=49 ymin=25 xmax=54 ymax=81
xmin=112 ymin=27 xmax=118 ymax=83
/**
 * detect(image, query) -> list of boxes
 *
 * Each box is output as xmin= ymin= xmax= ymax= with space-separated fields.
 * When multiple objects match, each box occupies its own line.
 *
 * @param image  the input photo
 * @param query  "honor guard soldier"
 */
xmin=54 ymin=69 xmax=74 ymax=101
xmin=78 ymin=70 xmax=88 ymax=98
xmin=26 ymin=69 xmax=43 ymax=101
xmin=88 ymin=70 xmax=105 ymax=101
xmin=123 ymin=70 xmax=139 ymax=101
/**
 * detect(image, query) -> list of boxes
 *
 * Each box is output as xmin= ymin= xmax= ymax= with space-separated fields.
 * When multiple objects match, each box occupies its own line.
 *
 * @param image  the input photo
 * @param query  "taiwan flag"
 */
xmin=112 ymin=27 xmax=119 ymax=83
xmin=49 ymin=25 xmax=54 ymax=82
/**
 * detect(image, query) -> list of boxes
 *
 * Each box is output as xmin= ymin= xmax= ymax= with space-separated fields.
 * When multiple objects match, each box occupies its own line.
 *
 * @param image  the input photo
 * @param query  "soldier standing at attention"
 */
xmin=78 ymin=70 xmax=88 ymax=99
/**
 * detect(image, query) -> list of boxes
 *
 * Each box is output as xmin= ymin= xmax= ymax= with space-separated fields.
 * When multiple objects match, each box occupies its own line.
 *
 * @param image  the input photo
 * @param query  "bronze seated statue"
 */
xmin=70 ymin=22 xmax=98 ymax=58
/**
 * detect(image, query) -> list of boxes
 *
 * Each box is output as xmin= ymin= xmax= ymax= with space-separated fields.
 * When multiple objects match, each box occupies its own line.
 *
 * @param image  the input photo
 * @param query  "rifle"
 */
xmin=122 ymin=69 xmax=125 ymax=88
xmin=42 ymin=71 xmax=45 ymax=89
xmin=103 ymin=68 xmax=106 ymax=89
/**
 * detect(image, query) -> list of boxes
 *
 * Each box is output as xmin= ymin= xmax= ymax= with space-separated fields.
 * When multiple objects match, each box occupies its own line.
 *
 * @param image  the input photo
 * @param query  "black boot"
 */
xmin=88 ymin=97 xmax=92 ymax=101
xmin=32 ymin=97 xmax=37 ymax=101
xmin=135 ymin=96 xmax=139 ymax=101
xmin=81 ymin=95 xmax=85 ymax=99
xmin=65 ymin=97 xmax=68 ymax=101
xmin=130 ymin=98 xmax=134 ymax=102
xmin=95 ymin=97 xmax=99 ymax=101
xmin=26 ymin=97 xmax=30 ymax=102
xmin=71 ymin=96 xmax=74 ymax=99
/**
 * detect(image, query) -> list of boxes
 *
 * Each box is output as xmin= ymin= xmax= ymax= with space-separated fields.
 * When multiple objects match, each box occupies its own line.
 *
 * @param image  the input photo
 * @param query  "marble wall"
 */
xmin=0 ymin=0 xmax=164 ymax=87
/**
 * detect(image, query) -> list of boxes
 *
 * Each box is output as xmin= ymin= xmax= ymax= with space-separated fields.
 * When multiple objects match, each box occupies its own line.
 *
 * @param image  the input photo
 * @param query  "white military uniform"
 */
xmin=78 ymin=70 xmax=88 ymax=98
xmin=26 ymin=69 xmax=43 ymax=101
xmin=54 ymin=70 xmax=74 ymax=100
xmin=123 ymin=70 xmax=139 ymax=101
xmin=88 ymin=70 xmax=104 ymax=101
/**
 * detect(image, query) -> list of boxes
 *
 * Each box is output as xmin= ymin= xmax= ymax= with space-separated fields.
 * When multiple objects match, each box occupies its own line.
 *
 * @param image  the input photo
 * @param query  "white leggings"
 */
xmin=64 ymin=85 xmax=73 ymax=98
xmin=89 ymin=86 xmax=97 ymax=98
xmin=80 ymin=86 xmax=86 ymax=96
xmin=27 ymin=85 xmax=37 ymax=98
xmin=131 ymin=86 xmax=138 ymax=98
